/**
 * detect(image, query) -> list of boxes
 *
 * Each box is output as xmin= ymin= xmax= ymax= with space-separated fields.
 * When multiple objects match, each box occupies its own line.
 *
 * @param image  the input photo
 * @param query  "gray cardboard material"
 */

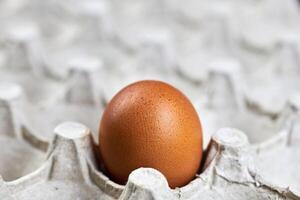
xmin=1 ymin=0 xmax=300 ymax=199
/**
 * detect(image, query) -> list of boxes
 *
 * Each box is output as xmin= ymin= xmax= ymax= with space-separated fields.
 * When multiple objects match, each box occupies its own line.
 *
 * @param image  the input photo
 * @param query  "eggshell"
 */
xmin=99 ymin=80 xmax=203 ymax=188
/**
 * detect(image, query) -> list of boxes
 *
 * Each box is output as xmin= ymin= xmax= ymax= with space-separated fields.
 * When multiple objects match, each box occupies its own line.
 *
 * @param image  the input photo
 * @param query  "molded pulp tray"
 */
xmin=1 ymin=0 xmax=300 ymax=199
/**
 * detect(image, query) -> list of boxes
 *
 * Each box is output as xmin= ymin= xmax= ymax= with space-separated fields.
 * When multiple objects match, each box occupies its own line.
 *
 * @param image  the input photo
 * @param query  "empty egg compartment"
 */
xmin=0 ymin=61 xmax=104 ymax=182
xmin=191 ymin=61 xmax=289 ymax=149
xmin=0 ymin=83 xmax=46 ymax=181
xmin=254 ymin=95 xmax=300 ymax=194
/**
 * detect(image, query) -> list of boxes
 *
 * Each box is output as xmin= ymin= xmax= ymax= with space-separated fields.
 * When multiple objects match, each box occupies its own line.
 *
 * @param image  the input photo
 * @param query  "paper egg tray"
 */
xmin=1 ymin=0 xmax=300 ymax=199
xmin=0 ymin=81 xmax=299 ymax=200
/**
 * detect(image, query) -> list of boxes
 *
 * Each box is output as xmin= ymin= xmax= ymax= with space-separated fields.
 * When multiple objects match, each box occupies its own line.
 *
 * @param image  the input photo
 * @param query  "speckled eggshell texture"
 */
xmin=99 ymin=80 xmax=203 ymax=188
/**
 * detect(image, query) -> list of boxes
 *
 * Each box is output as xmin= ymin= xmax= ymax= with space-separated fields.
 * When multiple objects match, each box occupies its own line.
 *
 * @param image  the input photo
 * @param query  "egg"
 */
xmin=99 ymin=80 xmax=203 ymax=188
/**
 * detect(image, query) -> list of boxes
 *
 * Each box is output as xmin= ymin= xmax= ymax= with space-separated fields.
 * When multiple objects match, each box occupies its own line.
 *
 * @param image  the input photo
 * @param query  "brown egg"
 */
xmin=99 ymin=80 xmax=203 ymax=188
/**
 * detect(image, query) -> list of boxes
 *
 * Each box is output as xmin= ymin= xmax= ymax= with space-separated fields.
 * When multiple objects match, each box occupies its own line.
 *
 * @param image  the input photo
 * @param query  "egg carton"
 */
xmin=0 ymin=66 xmax=300 ymax=200
xmin=1 ymin=0 xmax=300 ymax=199
xmin=0 ymin=97 xmax=299 ymax=200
